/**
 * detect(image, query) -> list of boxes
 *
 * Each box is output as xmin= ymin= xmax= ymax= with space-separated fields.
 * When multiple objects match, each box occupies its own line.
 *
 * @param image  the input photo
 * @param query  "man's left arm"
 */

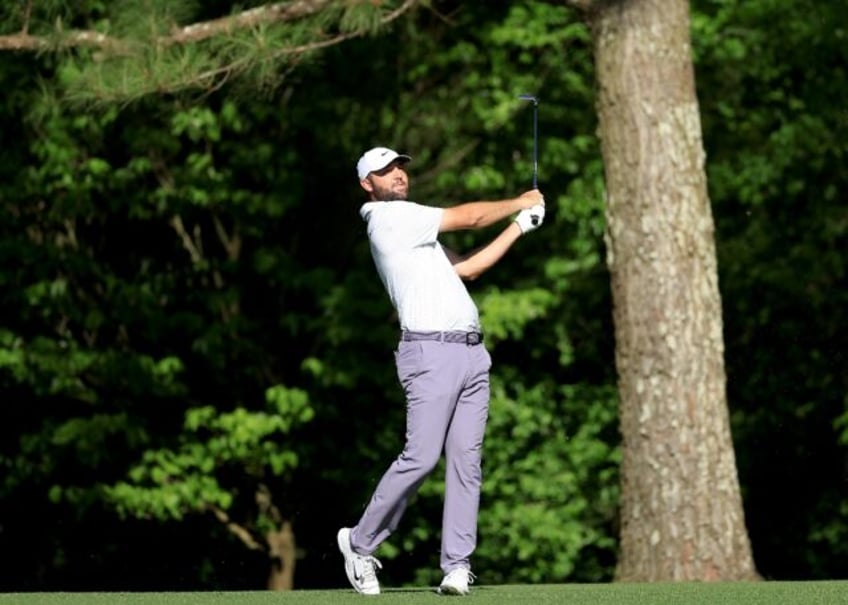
xmin=451 ymin=224 xmax=522 ymax=281
xmin=450 ymin=204 xmax=545 ymax=281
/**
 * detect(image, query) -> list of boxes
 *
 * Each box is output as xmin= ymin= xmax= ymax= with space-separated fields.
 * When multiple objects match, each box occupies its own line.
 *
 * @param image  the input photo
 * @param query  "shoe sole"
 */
xmin=337 ymin=528 xmax=380 ymax=595
xmin=438 ymin=585 xmax=469 ymax=596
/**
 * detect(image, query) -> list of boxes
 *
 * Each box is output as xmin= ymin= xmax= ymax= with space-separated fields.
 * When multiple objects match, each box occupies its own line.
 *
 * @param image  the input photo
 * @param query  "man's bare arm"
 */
xmin=439 ymin=189 xmax=543 ymax=233
xmin=451 ymin=222 xmax=524 ymax=281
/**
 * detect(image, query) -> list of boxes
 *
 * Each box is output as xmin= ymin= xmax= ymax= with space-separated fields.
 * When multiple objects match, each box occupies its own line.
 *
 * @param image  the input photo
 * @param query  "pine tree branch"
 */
xmin=2 ymin=0 xmax=420 ymax=101
xmin=0 ymin=2 xmax=322 ymax=51
xmin=0 ymin=30 xmax=122 ymax=52
xmin=168 ymin=0 xmax=330 ymax=46
xmin=111 ymin=0 xmax=418 ymax=97
xmin=0 ymin=0 xmax=418 ymax=53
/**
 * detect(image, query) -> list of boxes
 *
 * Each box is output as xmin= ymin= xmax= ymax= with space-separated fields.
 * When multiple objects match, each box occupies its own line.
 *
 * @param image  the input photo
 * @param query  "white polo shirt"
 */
xmin=360 ymin=201 xmax=480 ymax=332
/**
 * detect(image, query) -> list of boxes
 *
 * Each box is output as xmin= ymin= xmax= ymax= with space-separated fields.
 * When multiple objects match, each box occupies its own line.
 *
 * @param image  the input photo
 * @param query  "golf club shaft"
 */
xmin=532 ymin=100 xmax=538 ymax=189
xmin=518 ymin=94 xmax=539 ymax=190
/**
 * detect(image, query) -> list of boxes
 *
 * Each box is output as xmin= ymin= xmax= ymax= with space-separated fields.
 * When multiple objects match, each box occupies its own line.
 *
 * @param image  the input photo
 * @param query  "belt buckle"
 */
xmin=466 ymin=332 xmax=481 ymax=346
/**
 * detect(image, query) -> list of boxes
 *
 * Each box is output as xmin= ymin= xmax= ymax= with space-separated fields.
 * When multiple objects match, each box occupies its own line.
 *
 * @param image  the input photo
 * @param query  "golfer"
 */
xmin=338 ymin=146 xmax=545 ymax=596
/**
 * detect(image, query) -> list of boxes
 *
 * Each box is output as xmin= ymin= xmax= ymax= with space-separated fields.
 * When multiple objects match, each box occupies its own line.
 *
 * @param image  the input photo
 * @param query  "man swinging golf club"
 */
xmin=337 ymin=145 xmax=545 ymax=595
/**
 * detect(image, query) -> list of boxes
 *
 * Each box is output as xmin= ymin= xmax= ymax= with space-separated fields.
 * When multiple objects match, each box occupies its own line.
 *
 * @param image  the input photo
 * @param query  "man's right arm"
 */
xmin=439 ymin=189 xmax=544 ymax=233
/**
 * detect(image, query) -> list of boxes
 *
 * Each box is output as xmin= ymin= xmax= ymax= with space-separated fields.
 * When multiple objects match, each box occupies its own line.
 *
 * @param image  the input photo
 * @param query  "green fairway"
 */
xmin=2 ymin=582 xmax=847 ymax=605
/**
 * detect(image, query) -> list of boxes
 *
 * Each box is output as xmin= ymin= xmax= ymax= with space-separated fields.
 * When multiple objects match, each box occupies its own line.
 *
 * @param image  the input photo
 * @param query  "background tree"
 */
xmin=564 ymin=0 xmax=757 ymax=580
xmin=106 ymin=385 xmax=315 ymax=590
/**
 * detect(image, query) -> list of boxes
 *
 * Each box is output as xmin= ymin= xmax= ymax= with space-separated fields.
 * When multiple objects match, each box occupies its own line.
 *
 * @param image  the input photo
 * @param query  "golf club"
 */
xmin=518 ymin=94 xmax=539 ymax=189
xmin=518 ymin=94 xmax=540 ymax=226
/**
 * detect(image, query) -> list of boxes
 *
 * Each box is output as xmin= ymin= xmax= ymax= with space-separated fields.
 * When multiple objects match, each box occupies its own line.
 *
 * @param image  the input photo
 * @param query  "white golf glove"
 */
xmin=515 ymin=203 xmax=546 ymax=234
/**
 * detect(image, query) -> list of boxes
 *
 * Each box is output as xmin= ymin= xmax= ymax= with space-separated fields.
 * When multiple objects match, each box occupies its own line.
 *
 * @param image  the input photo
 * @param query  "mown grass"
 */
xmin=2 ymin=581 xmax=847 ymax=605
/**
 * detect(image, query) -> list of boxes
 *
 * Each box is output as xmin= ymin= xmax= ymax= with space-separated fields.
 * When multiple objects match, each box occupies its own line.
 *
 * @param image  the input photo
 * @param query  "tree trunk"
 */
xmin=266 ymin=521 xmax=296 ymax=590
xmin=587 ymin=0 xmax=758 ymax=581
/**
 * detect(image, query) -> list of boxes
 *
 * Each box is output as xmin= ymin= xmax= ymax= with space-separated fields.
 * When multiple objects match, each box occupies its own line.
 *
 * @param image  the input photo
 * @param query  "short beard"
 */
xmin=370 ymin=182 xmax=408 ymax=201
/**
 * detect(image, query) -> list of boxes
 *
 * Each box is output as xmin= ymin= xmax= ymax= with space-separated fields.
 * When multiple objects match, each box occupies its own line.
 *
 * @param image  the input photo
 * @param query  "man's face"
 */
xmin=362 ymin=160 xmax=409 ymax=201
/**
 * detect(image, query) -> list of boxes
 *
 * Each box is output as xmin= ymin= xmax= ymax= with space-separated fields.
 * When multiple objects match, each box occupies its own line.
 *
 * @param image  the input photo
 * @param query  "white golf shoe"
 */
xmin=337 ymin=527 xmax=382 ymax=595
xmin=438 ymin=567 xmax=475 ymax=596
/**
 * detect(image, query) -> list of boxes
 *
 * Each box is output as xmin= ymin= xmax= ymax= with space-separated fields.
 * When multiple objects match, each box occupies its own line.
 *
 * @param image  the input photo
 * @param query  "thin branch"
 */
xmin=0 ymin=30 xmax=122 ymax=52
xmin=61 ymin=218 xmax=79 ymax=250
xmin=212 ymin=214 xmax=241 ymax=261
xmin=169 ymin=215 xmax=203 ymax=264
xmin=22 ymin=0 xmax=33 ymax=35
xmin=208 ymin=504 xmax=265 ymax=551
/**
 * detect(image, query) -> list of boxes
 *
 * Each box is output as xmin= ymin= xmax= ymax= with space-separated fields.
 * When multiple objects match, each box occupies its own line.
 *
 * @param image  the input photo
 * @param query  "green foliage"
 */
xmin=693 ymin=0 xmax=848 ymax=579
xmin=9 ymin=0 xmax=422 ymax=104
xmin=477 ymin=287 xmax=556 ymax=344
xmin=389 ymin=377 xmax=619 ymax=586
xmin=478 ymin=380 xmax=619 ymax=584
xmin=0 ymin=0 xmax=845 ymax=592
xmin=0 ymin=0 xmax=614 ymax=589
xmin=104 ymin=385 xmax=312 ymax=522
xmin=809 ymin=400 xmax=848 ymax=568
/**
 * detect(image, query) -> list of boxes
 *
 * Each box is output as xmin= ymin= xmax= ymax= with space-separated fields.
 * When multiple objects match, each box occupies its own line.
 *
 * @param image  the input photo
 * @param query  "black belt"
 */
xmin=401 ymin=330 xmax=484 ymax=346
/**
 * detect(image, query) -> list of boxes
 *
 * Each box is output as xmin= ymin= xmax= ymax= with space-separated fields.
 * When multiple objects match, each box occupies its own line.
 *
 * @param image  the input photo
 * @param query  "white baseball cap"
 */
xmin=356 ymin=146 xmax=411 ymax=181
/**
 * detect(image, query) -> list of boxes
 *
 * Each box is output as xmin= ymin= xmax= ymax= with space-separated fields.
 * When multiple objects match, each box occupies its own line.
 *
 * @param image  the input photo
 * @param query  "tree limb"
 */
xmin=208 ymin=504 xmax=265 ymax=552
xmin=0 ymin=2 xmax=325 ymax=51
xmin=212 ymin=214 xmax=241 ymax=262
xmin=145 ymin=0 xmax=417 ymax=96
xmin=0 ymin=30 xmax=122 ymax=52
xmin=168 ymin=0 xmax=331 ymax=46
xmin=0 ymin=0 xmax=418 ymax=53
xmin=1 ymin=0 xmax=420 ymax=100
xmin=169 ymin=215 xmax=203 ymax=264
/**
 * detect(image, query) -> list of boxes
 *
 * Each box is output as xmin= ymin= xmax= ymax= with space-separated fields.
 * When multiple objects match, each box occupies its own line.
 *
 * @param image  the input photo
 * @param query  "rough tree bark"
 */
xmin=209 ymin=493 xmax=297 ymax=590
xmin=266 ymin=521 xmax=297 ymax=591
xmin=571 ymin=0 xmax=759 ymax=580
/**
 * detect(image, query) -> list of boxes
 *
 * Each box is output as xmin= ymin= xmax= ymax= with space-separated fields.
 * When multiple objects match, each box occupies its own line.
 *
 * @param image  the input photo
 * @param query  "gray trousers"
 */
xmin=350 ymin=338 xmax=491 ymax=573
